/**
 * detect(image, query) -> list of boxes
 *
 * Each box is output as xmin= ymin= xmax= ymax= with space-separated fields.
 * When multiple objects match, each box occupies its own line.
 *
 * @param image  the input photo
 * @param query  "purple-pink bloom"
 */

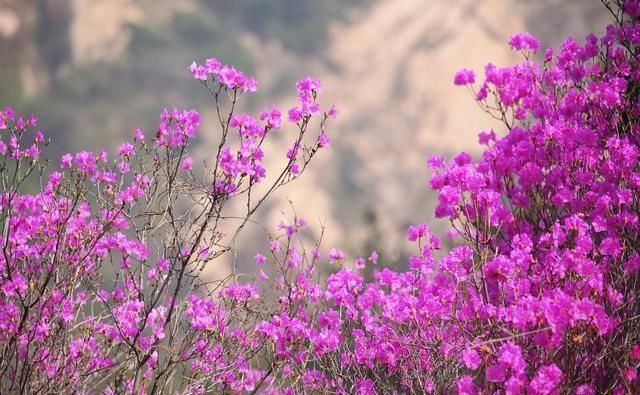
xmin=181 ymin=156 xmax=193 ymax=171
xmin=328 ymin=248 xmax=345 ymax=264
xmin=457 ymin=375 xmax=478 ymax=394
xmin=454 ymin=68 xmax=476 ymax=86
xmin=460 ymin=347 xmax=482 ymax=369
xmin=509 ymin=32 xmax=541 ymax=52
xmin=529 ymin=364 xmax=563 ymax=394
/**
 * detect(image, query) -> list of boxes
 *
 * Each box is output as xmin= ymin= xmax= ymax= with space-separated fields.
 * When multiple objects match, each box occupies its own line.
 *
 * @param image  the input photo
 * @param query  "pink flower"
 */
xmin=317 ymin=132 xmax=330 ymax=148
xmin=156 ymin=259 xmax=169 ymax=272
xmin=147 ymin=267 xmax=158 ymax=281
xmin=624 ymin=367 xmax=637 ymax=381
xmin=75 ymin=151 xmax=97 ymax=175
xmin=328 ymin=248 xmax=345 ymax=264
xmin=118 ymin=142 xmax=135 ymax=157
xmin=326 ymin=105 xmax=337 ymax=118
xmin=509 ymin=32 xmax=541 ymax=52
xmin=134 ymin=128 xmax=145 ymax=142
xmin=457 ymin=375 xmax=478 ymax=395
xmin=205 ymin=57 xmax=221 ymax=74
xmin=632 ymin=344 xmax=640 ymax=360
xmin=529 ymin=364 xmax=563 ymax=394
xmin=407 ymin=223 xmax=430 ymax=242
xmin=288 ymin=107 xmax=302 ymax=123
xmin=181 ymin=156 xmax=193 ymax=171
xmin=487 ymin=364 xmax=507 ymax=382
xmin=461 ymin=347 xmax=482 ymax=369
xmin=61 ymin=153 xmax=73 ymax=168
xmin=269 ymin=240 xmax=280 ymax=252
xmin=260 ymin=106 xmax=282 ymax=129
xmin=259 ymin=270 xmax=269 ymax=281
xmin=189 ymin=61 xmax=208 ymax=80
xmin=454 ymin=68 xmax=476 ymax=86
xmin=498 ymin=342 xmax=526 ymax=375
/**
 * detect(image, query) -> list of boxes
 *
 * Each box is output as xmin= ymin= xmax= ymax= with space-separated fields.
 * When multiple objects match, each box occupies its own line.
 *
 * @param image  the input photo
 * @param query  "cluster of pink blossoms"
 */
xmin=0 ymin=55 xmax=334 ymax=393
xmin=2 ymin=1 xmax=640 ymax=393
xmin=193 ymin=2 xmax=637 ymax=393
xmin=189 ymin=58 xmax=257 ymax=93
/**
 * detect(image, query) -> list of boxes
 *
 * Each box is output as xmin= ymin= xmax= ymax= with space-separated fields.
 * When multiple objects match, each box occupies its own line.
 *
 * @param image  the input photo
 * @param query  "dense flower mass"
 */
xmin=0 ymin=56 xmax=334 ymax=393
xmin=2 ymin=1 xmax=640 ymax=393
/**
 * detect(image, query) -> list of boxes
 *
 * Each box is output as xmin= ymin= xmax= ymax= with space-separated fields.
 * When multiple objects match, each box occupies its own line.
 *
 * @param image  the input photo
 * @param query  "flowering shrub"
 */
xmin=3 ymin=0 xmax=640 ymax=393
xmin=0 ymin=58 xmax=333 ymax=393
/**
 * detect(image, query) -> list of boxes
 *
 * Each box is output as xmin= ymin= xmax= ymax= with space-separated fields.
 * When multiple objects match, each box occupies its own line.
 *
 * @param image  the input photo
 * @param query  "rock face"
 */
xmin=1 ymin=0 xmax=610 ymax=270
xmin=250 ymin=0 xmax=610 ymax=260
xmin=0 ymin=7 xmax=21 ymax=39
xmin=70 ymin=0 xmax=143 ymax=64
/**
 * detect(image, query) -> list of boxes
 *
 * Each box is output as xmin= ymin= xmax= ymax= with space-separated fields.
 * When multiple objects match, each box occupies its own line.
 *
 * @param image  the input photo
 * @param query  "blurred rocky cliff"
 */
xmin=0 ymin=0 xmax=609 ymax=272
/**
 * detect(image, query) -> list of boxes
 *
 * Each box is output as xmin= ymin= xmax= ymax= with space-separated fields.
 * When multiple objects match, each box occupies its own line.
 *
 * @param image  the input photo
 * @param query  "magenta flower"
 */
xmin=457 ymin=375 xmax=478 ymax=394
xmin=460 ymin=347 xmax=482 ymax=369
xmin=181 ymin=156 xmax=193 ymax=171
xmin=328 ymin=248 xmax=345 ymax=263
xmin=509 ymin=32 xmax=541 ymax=52
xmin=529 ymin=364 xmax=563 ymax=394
xmin=2 ymin=4 xmax=640 ymax=392
xmin=454 ymin=68 xmax=476 ymax=85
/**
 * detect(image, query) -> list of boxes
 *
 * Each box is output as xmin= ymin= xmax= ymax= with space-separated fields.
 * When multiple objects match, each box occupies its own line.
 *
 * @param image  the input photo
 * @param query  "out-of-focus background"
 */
xmin=0 ymin=0 xmax=609 ymax=273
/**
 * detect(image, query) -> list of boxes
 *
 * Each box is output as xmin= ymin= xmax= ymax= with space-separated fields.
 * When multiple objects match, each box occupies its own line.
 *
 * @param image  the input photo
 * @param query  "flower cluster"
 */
xmin=189 ymin=57 xmax=257 ymax=92
xmin=180 ymin=2 xmax=638 ymax=393
xmin=244 ymin=2 xmax=638 ymax=392
xmin=0 ymin=56 xmax=334 ymax=393
xmin=2 ymin=1 xmax=640 ymax=393
xmin=156 ymin=108 xmax=200 ymax=149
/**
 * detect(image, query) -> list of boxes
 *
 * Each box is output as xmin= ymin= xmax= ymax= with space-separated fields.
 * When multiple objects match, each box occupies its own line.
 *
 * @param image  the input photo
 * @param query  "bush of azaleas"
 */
xmin=2 ymin=1 xmax=640 ymax=393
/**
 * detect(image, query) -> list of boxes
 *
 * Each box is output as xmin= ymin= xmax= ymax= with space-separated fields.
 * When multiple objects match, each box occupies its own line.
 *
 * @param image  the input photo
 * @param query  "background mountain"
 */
xmin=0 ymin=0 xmax=610 ymax=275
